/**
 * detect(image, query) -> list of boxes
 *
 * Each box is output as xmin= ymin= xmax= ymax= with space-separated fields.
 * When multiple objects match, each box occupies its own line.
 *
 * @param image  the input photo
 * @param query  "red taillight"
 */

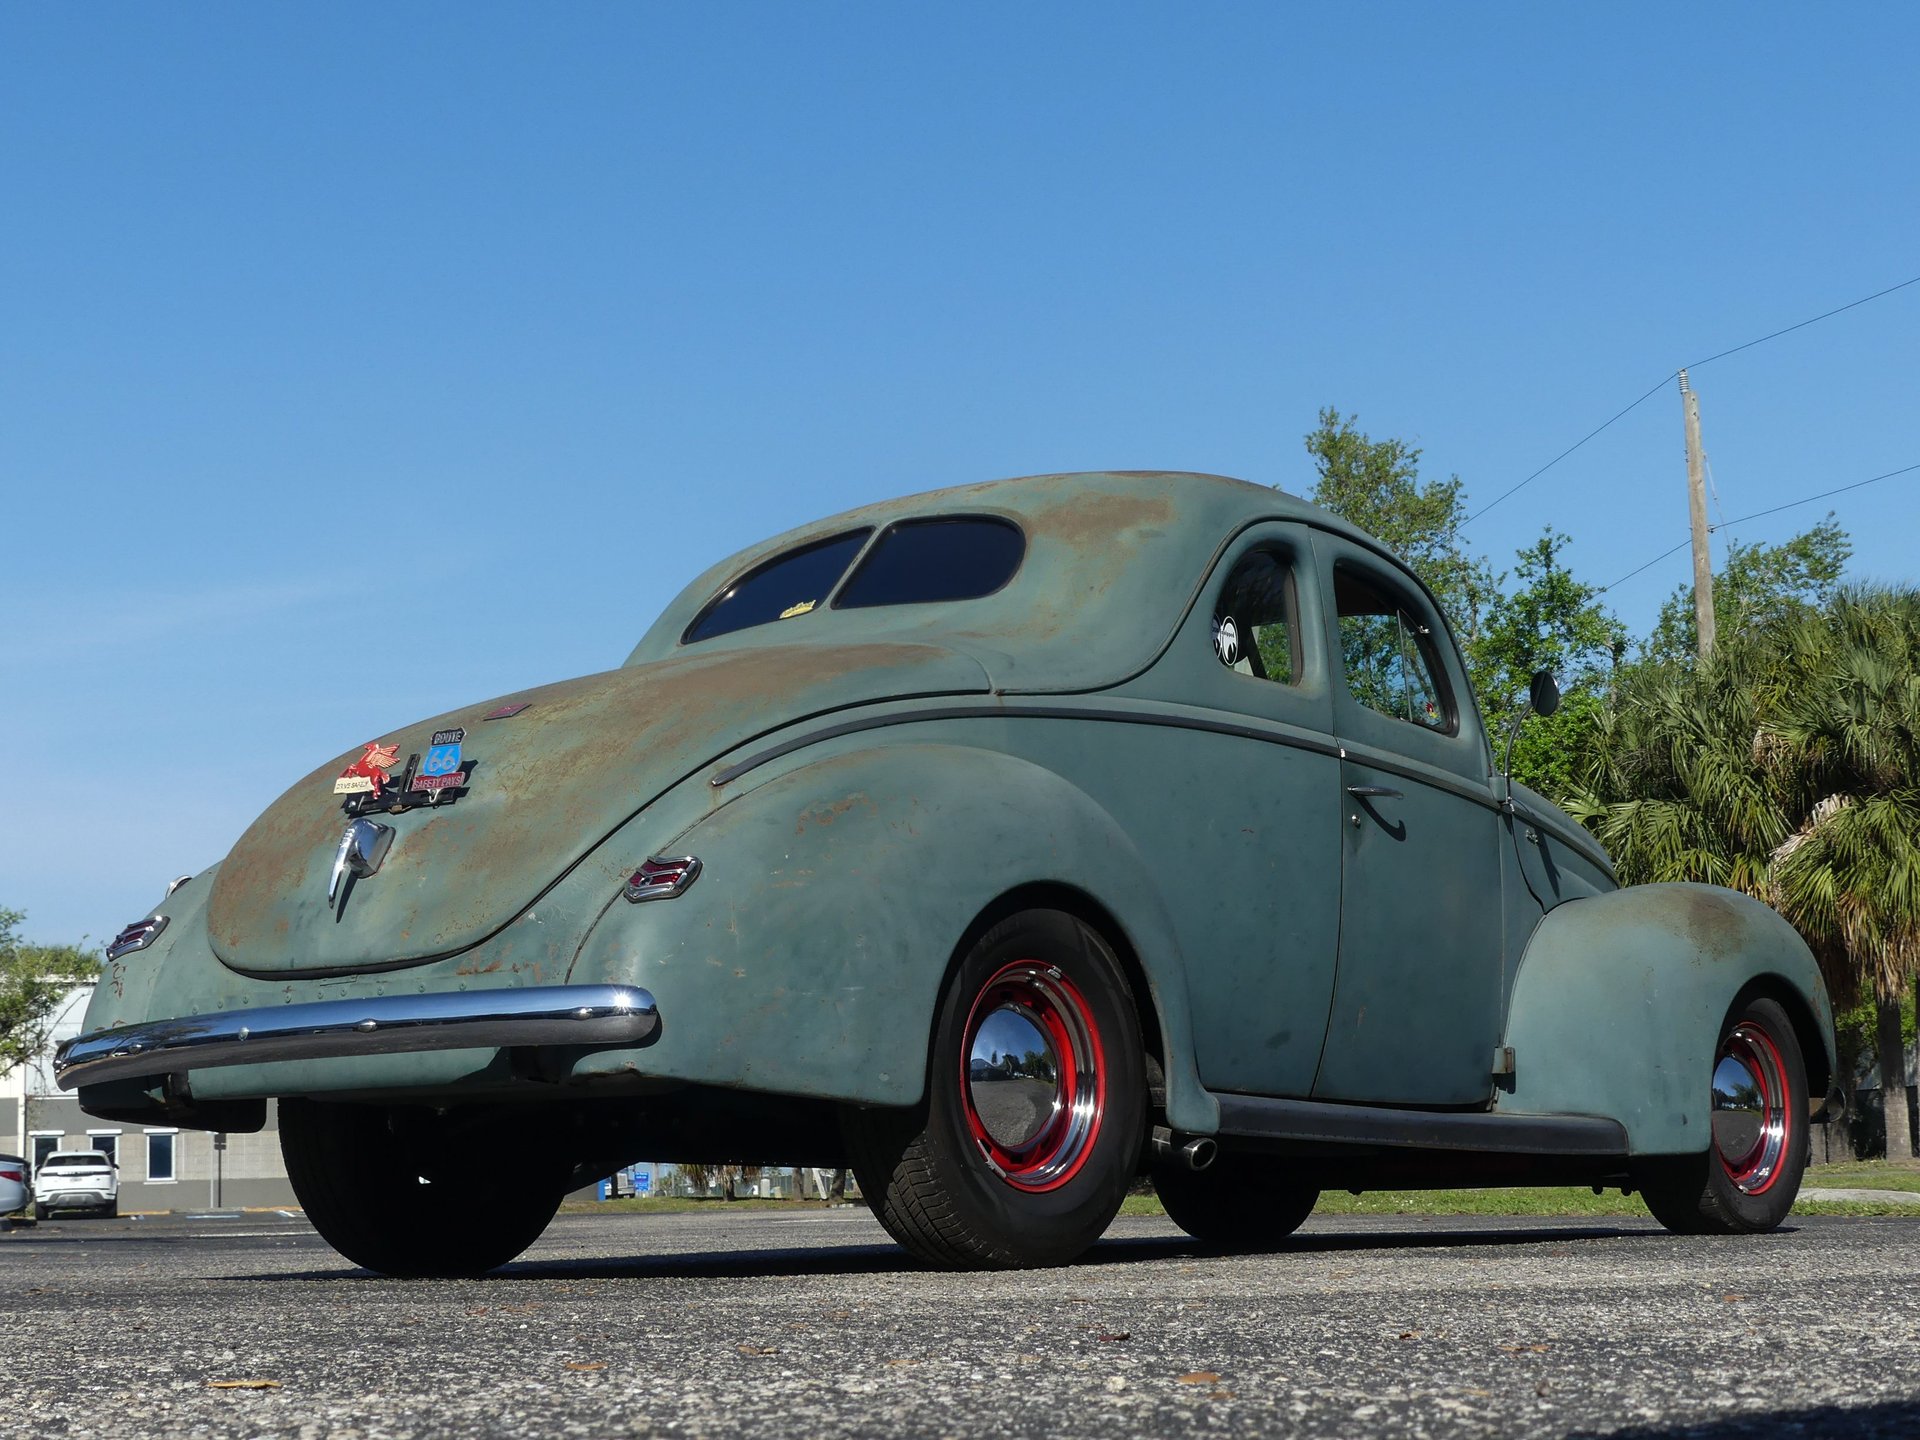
xmin=0 ymin=1166 xmax=22 ymax=1183
xmin=107 ymin=915 xmax=168 ymax=961
xmin=623 ymin=856 xmax=702 ymax=903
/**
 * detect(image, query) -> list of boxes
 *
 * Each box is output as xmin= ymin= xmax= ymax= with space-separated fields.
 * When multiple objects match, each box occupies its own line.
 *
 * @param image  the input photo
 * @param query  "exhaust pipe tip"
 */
xmin=1179 ymin=1136 xmax=1217 ymax=1172
xmin=1150 ymin=1126 xmax=1219 ymax=1171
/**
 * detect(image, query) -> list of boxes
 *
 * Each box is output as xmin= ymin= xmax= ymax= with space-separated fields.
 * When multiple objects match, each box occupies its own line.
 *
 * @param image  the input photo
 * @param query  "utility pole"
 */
xmin=1678 ymin=368 xmax=1716 ymax=660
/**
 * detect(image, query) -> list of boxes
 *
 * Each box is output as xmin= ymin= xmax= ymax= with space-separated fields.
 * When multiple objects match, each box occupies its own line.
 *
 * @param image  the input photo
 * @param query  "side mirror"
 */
xmin=1501 ymin=669 xmax=1563 ymax=794
xmin=1528 ymin=669 xmax=1561 ymax=719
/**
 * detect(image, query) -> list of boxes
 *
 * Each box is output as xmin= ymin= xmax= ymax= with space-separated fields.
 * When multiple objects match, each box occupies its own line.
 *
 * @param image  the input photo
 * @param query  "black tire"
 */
xmin=845 ymin=909 xmax=1146 ymax=1269
xmin=32 ymin=1203 xmax=48 ymax=1222
xmin=1639 ymin=995 xmax=1809 ymax=1235
xmin=1154 ymin=1152 xmax=1319 ymax=1249
xmin=103 ymin=1200 xmax=118 ymax=1219
xmin=281 ymin=1100 xmax=567 ymax=1277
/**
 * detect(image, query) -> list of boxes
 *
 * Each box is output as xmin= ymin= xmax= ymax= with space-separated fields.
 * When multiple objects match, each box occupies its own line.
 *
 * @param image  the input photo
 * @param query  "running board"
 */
xmin=1214 ymin=1093 xmax=1628 ymax=1157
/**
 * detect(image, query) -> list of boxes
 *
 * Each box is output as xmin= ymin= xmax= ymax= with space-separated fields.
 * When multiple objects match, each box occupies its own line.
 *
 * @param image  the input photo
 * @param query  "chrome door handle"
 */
xmin=1345 ymin=785 xmax=1404 ymax=799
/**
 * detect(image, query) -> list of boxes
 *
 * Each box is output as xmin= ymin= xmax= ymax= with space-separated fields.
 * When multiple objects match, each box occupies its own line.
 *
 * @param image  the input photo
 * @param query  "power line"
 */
xmin=1598 ymin=460 xmax=1920 ymax=593
xmin=1466 ymin=373 xmax=1672 ymax=523
xmin=1467 ymin=271 xmax=1920 ymax=526
xmin=1682 ymin=274 xmax=1920 ymax=371
xmin=1712 ymin=460 xmax=1920 ymax=531
xmin=1598 ymin=537 xmax=1693 ymax=594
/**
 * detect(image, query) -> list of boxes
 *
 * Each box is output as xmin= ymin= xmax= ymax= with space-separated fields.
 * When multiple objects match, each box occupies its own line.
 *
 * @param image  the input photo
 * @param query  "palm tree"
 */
xmin=1761 ymin=588 xmax=1920 ymax=1161
xmin=1565 ymin=587 xmax=1920 ymax=1162
xmin=1562 ymin=643 xmax=1788 ymax=903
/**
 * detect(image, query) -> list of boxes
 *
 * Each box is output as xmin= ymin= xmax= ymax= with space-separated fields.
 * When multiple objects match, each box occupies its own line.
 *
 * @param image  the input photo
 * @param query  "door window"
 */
xmin=1333 ymin=567 xmax=1453 ymax=732
xmin=1211 ymin=549 xmax=1300 ymax=685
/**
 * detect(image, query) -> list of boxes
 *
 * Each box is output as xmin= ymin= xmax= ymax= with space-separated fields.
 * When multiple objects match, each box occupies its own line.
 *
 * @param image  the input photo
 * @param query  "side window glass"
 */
xmin=1334 ymin=567 xmax=1452 ymax=731
xmin=683 ymin=529 xmax=871 ymax=644
xmin=835 ymin=517 xmax=1025 ymax=609
xmin=1211 ymin=549 xmax=1298 ymax=685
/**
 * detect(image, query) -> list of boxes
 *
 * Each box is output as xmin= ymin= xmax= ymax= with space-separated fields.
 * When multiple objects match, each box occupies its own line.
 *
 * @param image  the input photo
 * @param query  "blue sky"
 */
xmin=4 ymin=5 xmax=1916 ymax=945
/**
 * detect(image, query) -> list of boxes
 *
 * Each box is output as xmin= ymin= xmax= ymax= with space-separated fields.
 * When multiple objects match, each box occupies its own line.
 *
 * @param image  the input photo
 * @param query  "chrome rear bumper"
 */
xmin=54 ymin=984 xmax=659 ymax=1091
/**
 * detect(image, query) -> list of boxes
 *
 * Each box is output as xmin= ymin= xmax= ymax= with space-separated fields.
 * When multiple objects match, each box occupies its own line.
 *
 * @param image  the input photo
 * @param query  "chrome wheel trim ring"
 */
xmin=1712 ymin=1021 xmax=1792 ymax=1196
xmin=958 ymin=960 xmax=1106 ymax=1193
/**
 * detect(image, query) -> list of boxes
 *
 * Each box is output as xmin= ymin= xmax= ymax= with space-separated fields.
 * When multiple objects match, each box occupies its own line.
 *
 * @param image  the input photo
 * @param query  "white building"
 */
xmin=2 ymin=984 xmax=295 ymax=1212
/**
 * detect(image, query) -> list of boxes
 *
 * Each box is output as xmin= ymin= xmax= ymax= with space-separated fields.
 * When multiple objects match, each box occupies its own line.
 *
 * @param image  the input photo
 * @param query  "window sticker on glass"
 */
xmin=1212 ymin=550 xmax=1297 ymax=684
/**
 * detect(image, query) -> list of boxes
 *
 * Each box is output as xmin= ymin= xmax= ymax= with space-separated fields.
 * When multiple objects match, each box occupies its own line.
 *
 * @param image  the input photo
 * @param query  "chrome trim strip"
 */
xmin=54 ymin=984 xmax=658 ymax=1092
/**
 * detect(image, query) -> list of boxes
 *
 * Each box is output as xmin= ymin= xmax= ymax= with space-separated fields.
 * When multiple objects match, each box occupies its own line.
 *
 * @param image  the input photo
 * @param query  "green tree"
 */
xmin=1761 ymin=587 xmax=1920 ymax=1160
xmin=0 ymin=907 xmax=99 ymax=1076
xmin=1304 ymin=408 xmax=1497 ymax=641
xmin=1645 ymin=519 xmax=1850 ymax=665
xmin=1569 ymin=589 xmax=1920 ymax=1161
xmin=1562 ymin=644 xmax=1788 ymax=901
xmin=1471 ymin=528 xmax=1627 ymax=798
xmin=1299 ymin=412 xmax=1623 ymax=795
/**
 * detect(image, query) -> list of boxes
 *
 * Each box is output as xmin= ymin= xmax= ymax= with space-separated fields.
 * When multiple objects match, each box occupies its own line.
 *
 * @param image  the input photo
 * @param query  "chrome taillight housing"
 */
xmin=623 ymin=856 xmax=702 ymax=903
xmin=106 ymin=915 xmax=168 ymax=961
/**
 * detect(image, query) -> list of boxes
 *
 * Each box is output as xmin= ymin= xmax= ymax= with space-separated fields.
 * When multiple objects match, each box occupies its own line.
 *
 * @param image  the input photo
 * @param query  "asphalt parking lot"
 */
xmin=5 ymin=1207 xmax=1920 ymax=1439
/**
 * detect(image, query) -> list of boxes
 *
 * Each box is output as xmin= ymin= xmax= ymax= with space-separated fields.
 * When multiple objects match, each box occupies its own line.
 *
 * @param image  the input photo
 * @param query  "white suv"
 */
xmin=35 ymin=1150 xmax=119 ymax=1220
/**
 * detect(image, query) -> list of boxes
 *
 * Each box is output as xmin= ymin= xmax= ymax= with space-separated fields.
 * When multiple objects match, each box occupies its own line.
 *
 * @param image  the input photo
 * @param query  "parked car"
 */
xmin=34 ymin=1150 xmax=118 ymax=1219
xmin=57 ymin=471 xmax=1835 ymax=1275
xmin=0 ymin=1154 xmax=30 ymax=1223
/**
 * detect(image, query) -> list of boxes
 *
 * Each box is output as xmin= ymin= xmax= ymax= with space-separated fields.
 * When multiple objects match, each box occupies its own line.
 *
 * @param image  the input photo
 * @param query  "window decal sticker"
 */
xmin=1213 ymin=615 xmax=1240 ymax=666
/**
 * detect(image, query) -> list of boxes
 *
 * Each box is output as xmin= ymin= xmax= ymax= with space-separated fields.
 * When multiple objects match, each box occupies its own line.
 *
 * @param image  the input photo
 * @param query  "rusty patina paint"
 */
xmin=621 ymin=471 xmax=1289 ymax=694
xmin=74 ymin=471 xmax=1833 ymax=1166
xmin=1499 ymin=883 xmax=1836 ymax=1153
xmin=206 ymin=642 xmax=988 ymax=976
xmin=1679 ymin=885 xmax=1752 ymax=960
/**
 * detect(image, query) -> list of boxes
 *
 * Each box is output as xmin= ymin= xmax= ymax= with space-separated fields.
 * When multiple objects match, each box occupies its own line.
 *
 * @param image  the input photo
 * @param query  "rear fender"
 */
xmin=565 ymin=742 xmax=1216 ymax=1132
xmin=1496 ymin=883 xmax=1835 ymax=1155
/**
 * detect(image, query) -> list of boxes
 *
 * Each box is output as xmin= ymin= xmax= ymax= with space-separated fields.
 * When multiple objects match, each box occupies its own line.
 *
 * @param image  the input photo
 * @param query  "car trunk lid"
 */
xmin=205 ymin=642 xmax=989 ymax=976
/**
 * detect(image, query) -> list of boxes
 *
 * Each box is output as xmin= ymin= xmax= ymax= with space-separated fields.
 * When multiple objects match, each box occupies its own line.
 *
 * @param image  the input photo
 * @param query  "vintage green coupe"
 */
xmin=59 ymin=471 xmax=1834 ymax=1274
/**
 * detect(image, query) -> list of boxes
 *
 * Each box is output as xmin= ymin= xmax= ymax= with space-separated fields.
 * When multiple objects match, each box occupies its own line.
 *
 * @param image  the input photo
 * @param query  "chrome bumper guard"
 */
xmin=53 ymin=984 xmax=658 ymax=1092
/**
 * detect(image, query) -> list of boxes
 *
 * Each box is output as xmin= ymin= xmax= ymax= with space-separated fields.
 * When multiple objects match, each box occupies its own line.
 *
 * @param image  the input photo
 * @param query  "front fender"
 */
xmin=565 ymin=740 xmax=1217 ymax=1132
xmin=1496 ymin=883 xmax=1835 ymax=1155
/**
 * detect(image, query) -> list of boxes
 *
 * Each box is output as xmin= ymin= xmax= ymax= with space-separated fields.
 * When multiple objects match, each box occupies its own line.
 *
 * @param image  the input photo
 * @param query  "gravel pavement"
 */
xmin=5 ymin=1206 xmax=1920 ymax=1439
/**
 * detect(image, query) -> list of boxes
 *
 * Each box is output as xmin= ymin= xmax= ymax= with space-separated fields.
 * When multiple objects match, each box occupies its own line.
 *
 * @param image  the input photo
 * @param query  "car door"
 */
xmin=1121 ymin=522 xmax=1344 ymax=1098
xmin=1308 ymin=533 xmax=1506 ymax=1107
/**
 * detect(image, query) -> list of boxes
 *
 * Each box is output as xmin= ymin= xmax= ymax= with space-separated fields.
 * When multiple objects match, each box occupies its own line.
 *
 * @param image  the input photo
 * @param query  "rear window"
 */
xmin=683 ymin=530 xmax=872 ymax=643
xmin=834 ymin=517 xmax=1025 ymax=610
xmin=43 ymin=1154 xmax=107 ymax=1169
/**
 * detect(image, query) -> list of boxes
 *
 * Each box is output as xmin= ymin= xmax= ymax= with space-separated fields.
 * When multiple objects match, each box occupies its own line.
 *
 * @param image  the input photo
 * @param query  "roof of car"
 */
xmin=626 ymin=471 xmax=1386 ymax=694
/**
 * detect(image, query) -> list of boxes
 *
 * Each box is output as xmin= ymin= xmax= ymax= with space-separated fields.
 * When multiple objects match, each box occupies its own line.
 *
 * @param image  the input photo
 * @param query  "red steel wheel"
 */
xmin=959 ymin=960 xmax=1107 ymax=1193
xmin=1639 ymin=995 xmax=1810 ymax=1235
xmin=845 ymin=909 xmax=1145 ymax=1269
xmin=1712 ymin=1020 xmax=1795 ymax=1197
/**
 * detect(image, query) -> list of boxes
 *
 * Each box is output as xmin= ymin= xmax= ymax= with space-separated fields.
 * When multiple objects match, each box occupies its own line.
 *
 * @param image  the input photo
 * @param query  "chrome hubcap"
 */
xmin=1712 ymin=1022 xmax=1792 ymax=1196
xmin=968 ymin=1004 xmax=1061 ymax=1150
xmin=959 ymin=961 xmax=1105 ymax=1193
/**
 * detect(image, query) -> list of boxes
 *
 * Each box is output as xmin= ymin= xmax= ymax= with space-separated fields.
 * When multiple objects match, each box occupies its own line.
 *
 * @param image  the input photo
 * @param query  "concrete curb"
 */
xmin=1800 ymin=1186 xmax=1920 ymax=1206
